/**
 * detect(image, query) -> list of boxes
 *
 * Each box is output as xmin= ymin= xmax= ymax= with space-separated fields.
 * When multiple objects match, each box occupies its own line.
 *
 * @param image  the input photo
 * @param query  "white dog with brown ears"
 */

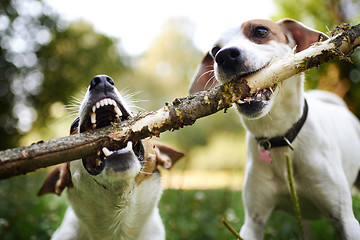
xmin=190 ymin=19 xmax=360 ymax=239
xmin=39 ymin=75 xmax=185 ymax=240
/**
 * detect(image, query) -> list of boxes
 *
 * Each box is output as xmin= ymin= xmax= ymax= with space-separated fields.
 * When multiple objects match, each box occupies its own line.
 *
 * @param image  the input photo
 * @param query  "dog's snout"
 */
xmin=215 ymin=47 xmax=241 ymax=70
xmin=89 ymin=75 xmax=115 ymax=91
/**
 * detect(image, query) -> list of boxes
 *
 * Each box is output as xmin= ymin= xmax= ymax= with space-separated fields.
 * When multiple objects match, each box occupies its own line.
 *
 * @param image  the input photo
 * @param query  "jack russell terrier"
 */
xmin=190 ymin=19 xmax=360 ymax=239
xmin=38 ymin=75 xmax=184 ymax=240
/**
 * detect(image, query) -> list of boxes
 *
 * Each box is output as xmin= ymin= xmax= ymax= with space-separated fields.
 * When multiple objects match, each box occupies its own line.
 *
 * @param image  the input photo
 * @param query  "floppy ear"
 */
xmin=37 ymin=163 xmax=73 ymax=196
xmin=278 ymin=18 xmax=329 ymax=53
xmin=189 ymin=52 xmax=219 ymax=94
xmin=154 ymin=141 xmax=185 ymax=170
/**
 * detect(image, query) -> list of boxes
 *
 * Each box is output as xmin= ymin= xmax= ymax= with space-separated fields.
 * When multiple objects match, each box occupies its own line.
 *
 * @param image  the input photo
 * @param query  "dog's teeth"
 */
xmin=91 ymin=112 xmax=96 ymax=124
xmin=100 ymin=99 xmax=105 ymax=107
xmin=114 ymin=106 xmax=123 ymax=117
xmin=111 ymin=99 xmax=117 ymax=106
xmin=92 ymin=105 xmax=96 ymax=112
xmin=125 ymin=141 xmax=133 ymax=151
xmin=96 ymin=158 xmax=102 ymax=167
xmin=96 ymin=102 xmax=100 ymax=109
xmin=102 ymin=147 xmax=113 ymax=157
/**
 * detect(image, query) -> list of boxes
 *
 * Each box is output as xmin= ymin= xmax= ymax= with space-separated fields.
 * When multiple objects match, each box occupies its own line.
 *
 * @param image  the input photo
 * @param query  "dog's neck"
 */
xmin=67 ymin=171 xmax=162 ymax=240
xmin=240 ymin=74 xmax=305 ymax=139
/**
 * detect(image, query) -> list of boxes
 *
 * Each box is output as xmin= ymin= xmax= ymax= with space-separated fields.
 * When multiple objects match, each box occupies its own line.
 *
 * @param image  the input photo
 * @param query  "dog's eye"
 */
xmin=211 ymin=46 xmax=221 ymax=57
xmin=253 ymin=26 xmax=270 ymax=38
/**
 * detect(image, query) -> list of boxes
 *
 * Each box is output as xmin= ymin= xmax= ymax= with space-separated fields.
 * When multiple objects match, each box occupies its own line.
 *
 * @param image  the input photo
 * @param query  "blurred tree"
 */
xmin=135 ymin=18 xmax=203 ymax=107
xmin=128 ymin=18 xmax=245 ymax=152
xmin=0 ymin=0 xmax=128 ymax=150
xmin=0 ymin=0 xmax=58 ymax=149
xmin=274 ymin=0 xmax=360 ymax=115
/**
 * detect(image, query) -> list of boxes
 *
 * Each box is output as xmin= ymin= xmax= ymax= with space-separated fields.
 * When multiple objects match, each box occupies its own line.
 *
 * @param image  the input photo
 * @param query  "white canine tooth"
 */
xmin=96 ymin=102 xmax=100 ymax=109
xmin=125 ymin=141 xmax=133 ymax=151
xmin=91 ymin=112 xmax=96 ymax=124
xmin=114 ymin=106 xmax=123 ymax=117
xmin=102 ymin=147 xmax=113 ymax=157
xmin=92 ymin=105 xmax=96 ymax=112
xmin=112 ymin=99 xmax=117 ymax=106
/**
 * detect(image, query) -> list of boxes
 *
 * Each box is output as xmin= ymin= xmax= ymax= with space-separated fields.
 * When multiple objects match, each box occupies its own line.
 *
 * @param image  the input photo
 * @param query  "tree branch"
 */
xmin=0 ymin=23 xmax=359 ymax=180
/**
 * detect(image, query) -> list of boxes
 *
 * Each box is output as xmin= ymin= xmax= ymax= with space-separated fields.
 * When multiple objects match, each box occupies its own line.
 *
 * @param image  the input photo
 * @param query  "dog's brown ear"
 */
xmin=278 ymin=18 xmax=329 ymax=53
xmin=154 ymin=141 xmax=185 ymax=170
xmin=189 ymin=52 xmax=219 ymax=94
xmin=37 ymin=163 xmax=73 ymax=196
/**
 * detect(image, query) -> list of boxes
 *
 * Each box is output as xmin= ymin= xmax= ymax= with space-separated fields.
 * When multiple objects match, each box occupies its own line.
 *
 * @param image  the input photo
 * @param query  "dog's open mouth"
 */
xmin=79 ymin=97 xmax=144 ymax=175
xmin=80 ymin=98 xmax=130 ymax=132
xmin=237 ymin=84 xmax=277 ymax=105
xmin=227 ymin=65 xmax=276 ymax=105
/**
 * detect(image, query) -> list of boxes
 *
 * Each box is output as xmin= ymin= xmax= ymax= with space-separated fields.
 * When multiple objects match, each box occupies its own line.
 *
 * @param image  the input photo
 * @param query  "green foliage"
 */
xmin=0 ymin=0 xmax=128 ymax=149
xmin=0 ymin=0 xmax=59 ymax=149
xmin=274 ymin=0 xmax=360 ymax=116
xmin=0 ymin=171 xmax=67 ymax=240
xmin=34 ymin=20 xmax=127 ymax=125
xmin=160 ymin=189 xmax=243 ymax=240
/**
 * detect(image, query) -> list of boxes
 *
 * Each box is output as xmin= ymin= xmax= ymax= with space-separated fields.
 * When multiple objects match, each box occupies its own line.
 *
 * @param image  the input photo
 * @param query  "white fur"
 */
xmin=51 ymin=162 xmax=164 ymax=240
xmin=195 ymin=19 xmax=360 ymax=239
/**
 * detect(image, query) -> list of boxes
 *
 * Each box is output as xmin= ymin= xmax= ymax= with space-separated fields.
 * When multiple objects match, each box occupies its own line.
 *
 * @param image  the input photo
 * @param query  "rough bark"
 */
xmin=0 ymin=23 xmax=359 ymax=179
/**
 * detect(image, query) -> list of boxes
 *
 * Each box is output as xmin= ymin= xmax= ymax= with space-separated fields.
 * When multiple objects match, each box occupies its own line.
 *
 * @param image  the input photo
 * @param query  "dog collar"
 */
xmin=256 ymin=99 xmax=308 ymax=151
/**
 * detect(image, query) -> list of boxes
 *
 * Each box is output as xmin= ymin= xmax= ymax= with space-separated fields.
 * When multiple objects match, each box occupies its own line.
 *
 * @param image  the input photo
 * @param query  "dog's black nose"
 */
xmin=89 ymin=75 xmax=115 ymax=91
xmin=215 ymin=47 xmax=241 ymax=71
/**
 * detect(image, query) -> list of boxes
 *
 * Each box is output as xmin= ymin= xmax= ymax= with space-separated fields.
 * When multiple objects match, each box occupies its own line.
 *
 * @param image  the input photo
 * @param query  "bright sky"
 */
xmin=45 ymin=0 xmax=276 ymax=56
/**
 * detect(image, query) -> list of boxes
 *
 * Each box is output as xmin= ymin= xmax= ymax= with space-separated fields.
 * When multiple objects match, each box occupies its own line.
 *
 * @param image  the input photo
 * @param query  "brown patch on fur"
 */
xmin=241 ymin=19 xmax=289 ymax=45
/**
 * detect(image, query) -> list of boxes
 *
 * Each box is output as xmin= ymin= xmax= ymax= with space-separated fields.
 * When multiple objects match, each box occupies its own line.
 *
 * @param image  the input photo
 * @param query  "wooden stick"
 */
xmin=222 ymin=218 xmax=244 ymax=240
xmin=0 ymin=23 xmax=359 ymax=179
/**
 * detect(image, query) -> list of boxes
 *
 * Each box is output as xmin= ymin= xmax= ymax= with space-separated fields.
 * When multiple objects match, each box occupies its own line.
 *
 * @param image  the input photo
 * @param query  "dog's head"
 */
xmin=190 ymin=19 xmax=328 ymax=119
xmin=38 ymin=75 xmax=184 ymax=196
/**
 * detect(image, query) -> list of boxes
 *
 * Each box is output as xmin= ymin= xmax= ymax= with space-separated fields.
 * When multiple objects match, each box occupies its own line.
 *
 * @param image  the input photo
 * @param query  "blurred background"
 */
xmin=0 ymin=0 xmax=359 ymax=239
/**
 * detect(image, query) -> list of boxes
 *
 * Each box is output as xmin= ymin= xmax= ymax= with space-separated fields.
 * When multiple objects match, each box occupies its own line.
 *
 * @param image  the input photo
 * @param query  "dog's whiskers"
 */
xmin=204 ymin=75 xmax=217 ymax=90
xmin=198 ymin=69 xmax=215 ymax=83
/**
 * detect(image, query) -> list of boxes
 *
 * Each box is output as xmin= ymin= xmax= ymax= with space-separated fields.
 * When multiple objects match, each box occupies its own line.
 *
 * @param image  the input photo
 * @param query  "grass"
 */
xmin=0 ymin=172 xmax=359 ymax=239
xmin=160 ymin=189 xmax=360 ymax=240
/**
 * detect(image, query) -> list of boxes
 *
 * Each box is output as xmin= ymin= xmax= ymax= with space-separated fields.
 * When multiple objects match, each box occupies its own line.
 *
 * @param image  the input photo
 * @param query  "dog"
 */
xmin=38 ymin=75 xmax=185 ymax=240
xmin=190 ymin=19 xmax=360 ymax=239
